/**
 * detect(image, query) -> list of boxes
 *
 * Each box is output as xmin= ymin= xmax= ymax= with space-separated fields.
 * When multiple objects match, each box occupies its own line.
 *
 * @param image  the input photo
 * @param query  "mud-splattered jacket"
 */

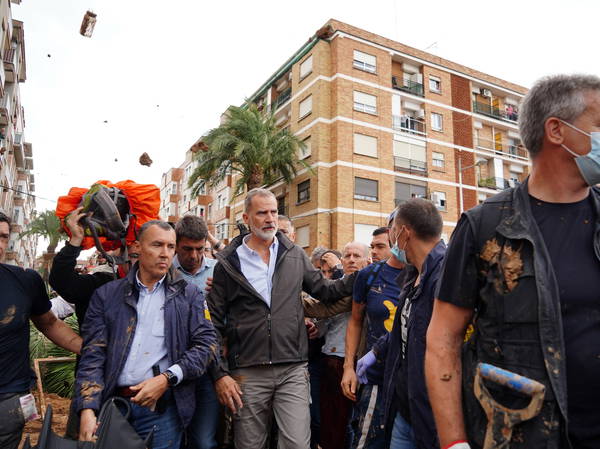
xmin=73 ymin=264 xmax=217 ymax=426
xmin=449 ymin=181 xmax=600 ymax=448
xmin=207 ymin=231 xmax=355 ymax=380
xmin=373 ymin=240 xmax=446 ymax=449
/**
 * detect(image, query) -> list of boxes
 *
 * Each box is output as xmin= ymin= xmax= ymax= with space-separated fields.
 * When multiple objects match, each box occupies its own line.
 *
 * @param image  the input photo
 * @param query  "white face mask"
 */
xmin=560 ymin=120 xmax=600 ymax=186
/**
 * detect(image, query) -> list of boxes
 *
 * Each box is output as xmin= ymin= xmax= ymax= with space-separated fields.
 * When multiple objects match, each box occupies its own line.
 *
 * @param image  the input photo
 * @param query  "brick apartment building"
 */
xmin=0 ymin=0 xmax=37 ymax=268
xmin=162 ymin=19 xmax=529 ymax=252
xmin=159 ymin=140 xmax=233 ymax=243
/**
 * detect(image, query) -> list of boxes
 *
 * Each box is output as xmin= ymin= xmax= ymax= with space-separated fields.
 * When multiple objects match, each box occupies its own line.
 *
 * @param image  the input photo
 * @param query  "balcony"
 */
xmin=472 ymin=101 xmax=519 ymax=123
xmin=196 ymin=194 xmax=213 ymax=206
xmin=475 ymin=137 xmax=528 ymax=160
xmin=0 ymin=94 xmax=10 ymax=126
xmin=272 ymin=87 xmax=291 ymax=111
xmin=3 ymin=47 xmax=15 ymax=83
xmin=477 ymin=177 xmax=519 ymax=190
xmin=392 ymin=76 xmax=424 ymax=97
xmin=392 ymin=115 xmax=426 ymax=136
xmin=393 ymin=156 xmax=427 ymax=176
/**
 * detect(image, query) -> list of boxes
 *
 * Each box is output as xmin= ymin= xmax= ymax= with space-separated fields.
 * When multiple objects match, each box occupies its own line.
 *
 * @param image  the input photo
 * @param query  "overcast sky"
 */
xmin=13 ymin=0 xmax=600 ymax=211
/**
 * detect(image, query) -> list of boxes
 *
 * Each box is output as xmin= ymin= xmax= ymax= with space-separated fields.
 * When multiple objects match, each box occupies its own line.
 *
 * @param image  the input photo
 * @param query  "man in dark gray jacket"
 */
xmin=207 ymin=188 xmax=356 ymax=449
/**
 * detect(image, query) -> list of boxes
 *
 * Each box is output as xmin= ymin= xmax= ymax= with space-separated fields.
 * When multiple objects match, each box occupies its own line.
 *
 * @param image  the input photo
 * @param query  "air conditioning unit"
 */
xmin=416 ymin=109 xmax=425 ymax=119
xmin=480 ymin=88 xmax=492 ymax=98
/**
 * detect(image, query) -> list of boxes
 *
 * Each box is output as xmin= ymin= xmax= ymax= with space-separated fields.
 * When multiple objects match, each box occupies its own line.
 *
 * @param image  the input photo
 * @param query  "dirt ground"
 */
xmin=21 ymin=393 xmax=71 ymax=447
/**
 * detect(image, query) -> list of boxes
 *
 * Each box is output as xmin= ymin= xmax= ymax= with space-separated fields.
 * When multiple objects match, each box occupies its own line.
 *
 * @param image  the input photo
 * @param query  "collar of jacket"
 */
xmin=217 ymin=231 xmax=294 ymax=268
xmin=123 ymin=262 xmax=187 ymax=301
xmin=401 ymin=239 xmax=446 ymax=299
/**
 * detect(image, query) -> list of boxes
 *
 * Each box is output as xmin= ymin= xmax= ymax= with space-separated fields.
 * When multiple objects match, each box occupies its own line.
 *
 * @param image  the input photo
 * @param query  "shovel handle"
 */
xmin=478 ymin=363 xmax=545 ymax=396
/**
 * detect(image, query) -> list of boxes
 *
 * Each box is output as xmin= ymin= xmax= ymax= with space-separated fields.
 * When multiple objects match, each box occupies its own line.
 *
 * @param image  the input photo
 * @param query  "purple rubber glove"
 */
xmin=356 ymin=350 xmax=376 ymax=384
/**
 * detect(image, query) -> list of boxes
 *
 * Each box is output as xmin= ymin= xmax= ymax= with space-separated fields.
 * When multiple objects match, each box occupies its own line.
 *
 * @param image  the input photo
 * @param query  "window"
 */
xmin=432 ymin=152 xmax=445 ymax=169
xmin=432 ymin=191 xmax=447 ymax=211
xmin=216 ymin=221 xmax=228 ymax=240
xmin=297 ymin=179 xmax=310 ymax=204
xmin=171 ymin=183 xmax=177 ymax=194
xmin=354 ymin=224 xmax=377 ymax=244
xmin=217 ymin=194 xmax=228 ymax=209
xmin=199 ymin=206 xmax=205 ymax=216
xmin=296 ymin=225 xmax=310 ymax=248
xmin=207 ymin=203 xmax=212 ymax=218
xmin=299 ymin=95 xmax=312 ymax=120
xmin=429 ymin=76 xmax=441 ymax=93
xmin=354 ymin=177 xmax=378 ymax=201
xmin=393 ymin=140 xmax=427 ymax=173
xmin=353 ymin=133 xmax=378 ymax=157
xmin=299 ymin=136 xmax=311 ymax=159
xmin=395 ymin=181 xmax=427 ymax=205
xmin=431 ymin=112 xmax=443 ymax=131
xmin=353 ymin=50 xmax=376 ymax=73
xmin=509 ymin=172 xmax=520 ymax=187
xmin=300 ymin=55 xmax=313 ymax=80
xmin=353 ymin=91 xmax=377 ymax=114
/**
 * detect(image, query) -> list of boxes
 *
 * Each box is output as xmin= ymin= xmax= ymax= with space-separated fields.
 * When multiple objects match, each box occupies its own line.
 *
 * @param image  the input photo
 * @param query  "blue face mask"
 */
xmin=560 ymin=120 xmax=600 ymax=186
xmin=390 ymin=244 xmax=408 ymax=264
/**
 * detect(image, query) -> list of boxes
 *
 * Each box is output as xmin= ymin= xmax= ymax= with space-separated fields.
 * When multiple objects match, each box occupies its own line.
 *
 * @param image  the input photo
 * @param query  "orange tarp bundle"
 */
xmin=56 ymin=180 xmax=160 ymax=250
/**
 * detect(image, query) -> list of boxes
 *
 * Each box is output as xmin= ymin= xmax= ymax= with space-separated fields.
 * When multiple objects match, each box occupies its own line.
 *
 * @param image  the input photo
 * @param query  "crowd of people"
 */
xmin=1 ymin=73 xmax=600 ymax=449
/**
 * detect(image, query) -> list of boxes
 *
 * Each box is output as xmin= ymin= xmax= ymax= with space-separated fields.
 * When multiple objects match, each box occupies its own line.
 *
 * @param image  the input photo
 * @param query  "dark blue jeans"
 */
xmin=127 ymin=393 xmax=183 ymax=449
xmin=186 ymin=373 xmax=219 ymax=449
xmin=389 ymin=412 xmax=416 ymax=449
xmin=351 ymin=384 xmax=386 ymax=449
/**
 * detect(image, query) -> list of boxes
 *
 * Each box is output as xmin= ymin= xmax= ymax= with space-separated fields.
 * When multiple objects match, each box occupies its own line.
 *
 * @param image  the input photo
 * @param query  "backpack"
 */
xmin=79 ymin=184 xmax=131 ymax=242
xmin=78 ymin=184 xmax=133 ymax=271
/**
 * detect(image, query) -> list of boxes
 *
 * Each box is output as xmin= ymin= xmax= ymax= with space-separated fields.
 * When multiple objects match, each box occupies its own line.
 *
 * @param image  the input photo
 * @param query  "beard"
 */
xmin=250 ymin=222 xmax=277 ymax=241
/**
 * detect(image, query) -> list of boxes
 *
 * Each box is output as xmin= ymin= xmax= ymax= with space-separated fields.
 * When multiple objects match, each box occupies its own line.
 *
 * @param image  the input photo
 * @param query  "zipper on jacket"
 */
xmin=116 ymin=316 xmax=137 ymax=379
xmin=267 ymin=312 xmax=272 ymax=364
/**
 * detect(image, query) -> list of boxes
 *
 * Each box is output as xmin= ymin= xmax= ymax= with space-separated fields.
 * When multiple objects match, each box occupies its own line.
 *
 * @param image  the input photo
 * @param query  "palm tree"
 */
xmin=188 ymin=104 xmax=310 ymax=197
xmin=20 ymin=210 xmax=65 ymax=282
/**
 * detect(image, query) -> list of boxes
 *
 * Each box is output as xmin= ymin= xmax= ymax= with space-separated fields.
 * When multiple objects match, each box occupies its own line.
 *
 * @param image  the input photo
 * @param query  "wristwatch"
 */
xmin=162 ymin=369 xmax=178 ymax=386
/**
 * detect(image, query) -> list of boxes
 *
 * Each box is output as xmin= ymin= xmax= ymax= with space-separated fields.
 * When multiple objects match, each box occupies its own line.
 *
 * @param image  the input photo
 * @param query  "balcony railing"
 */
xmin=392 ymin=77 xmax=424 ymax=97
xmin=472 ymin=101 xmax=519 ymax=123
xmin=272 ymin=87 xmax=291 ymax=111
xmin=392 ymin=115 xmax=426 ymax=136
xmin=475 ymin=137 xmax=528 ymax=159
xmin=393 ymin=156 xmax=427 ymax=175
xmin=478 ymin=177 xmax=519 ymax=190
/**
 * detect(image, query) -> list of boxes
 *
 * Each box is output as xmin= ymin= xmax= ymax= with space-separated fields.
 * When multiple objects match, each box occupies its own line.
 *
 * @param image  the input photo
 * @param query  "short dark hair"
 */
xmin=175 ymin=215 xmax=208 ymax=243
xmin=0 ymin=211 xmax=10 ymax=226
xmin=372 ymin=226 xmax=389 ymax=237
xmin=138 ymin=220 xmax=174 ymax=240
xmin=394 ymin=198 xmax=442 ymax=241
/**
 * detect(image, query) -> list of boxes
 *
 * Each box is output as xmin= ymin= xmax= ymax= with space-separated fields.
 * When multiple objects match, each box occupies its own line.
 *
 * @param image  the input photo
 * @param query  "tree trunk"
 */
xmin=42 ymin=243 xmax=57 ymax=286
xmin=246 ymin=166 xmax=264 ymax=191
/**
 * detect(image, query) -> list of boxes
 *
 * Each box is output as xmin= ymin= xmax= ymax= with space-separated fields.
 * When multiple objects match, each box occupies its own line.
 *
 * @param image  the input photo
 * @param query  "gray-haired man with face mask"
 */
xmin=426 ymin=74 xmax=600 ymax=449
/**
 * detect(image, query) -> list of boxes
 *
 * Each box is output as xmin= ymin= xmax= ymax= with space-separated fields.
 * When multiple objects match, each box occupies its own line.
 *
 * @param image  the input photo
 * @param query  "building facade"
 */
xmin=233 ymin=19 xmax=529 ymax=250
xmin=167 ymin=19 xmax=529 ymax=254
xmin=0 ymin=0 xmax=37 ymax=268
xmin=159 ymin=140 xmax=233 ymax=243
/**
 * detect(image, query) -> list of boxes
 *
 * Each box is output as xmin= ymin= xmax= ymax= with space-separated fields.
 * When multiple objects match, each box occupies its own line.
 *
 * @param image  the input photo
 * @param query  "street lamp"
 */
xmin=458 ymin=154 xmax=486 ymax=213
